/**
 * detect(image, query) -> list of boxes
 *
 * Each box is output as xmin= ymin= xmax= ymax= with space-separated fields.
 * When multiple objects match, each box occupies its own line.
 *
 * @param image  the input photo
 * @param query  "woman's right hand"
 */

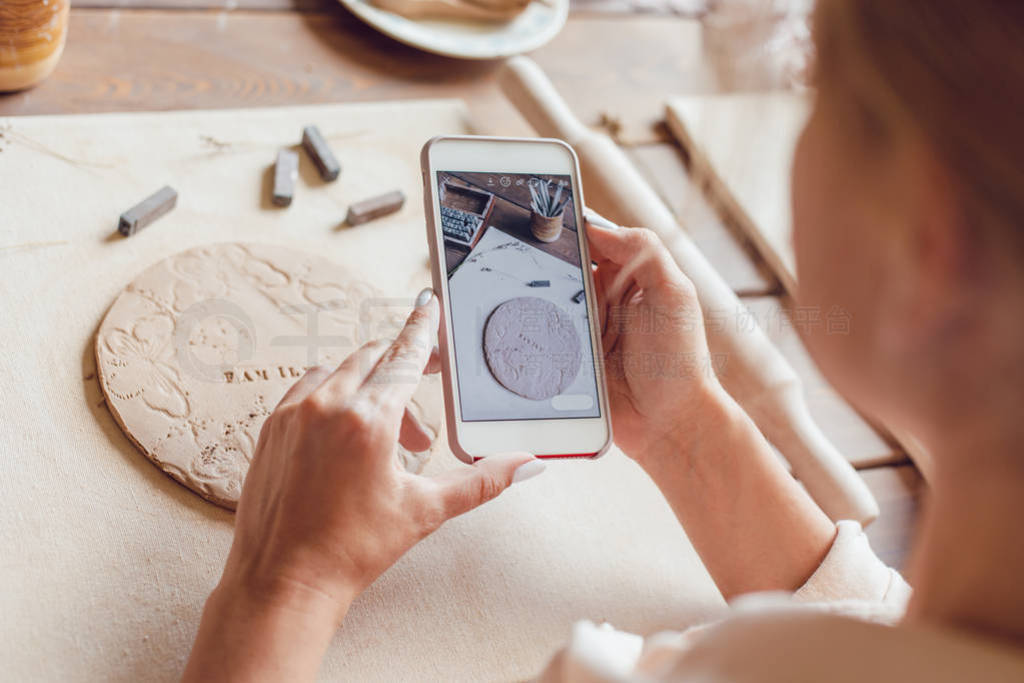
xmin=587 ymin=222 xmax=723 ymax=468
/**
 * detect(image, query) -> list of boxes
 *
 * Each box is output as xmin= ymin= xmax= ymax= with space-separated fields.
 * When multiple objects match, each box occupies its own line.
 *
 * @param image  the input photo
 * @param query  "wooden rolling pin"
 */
xmin=499 ymin=56 xmax=879 ymax=525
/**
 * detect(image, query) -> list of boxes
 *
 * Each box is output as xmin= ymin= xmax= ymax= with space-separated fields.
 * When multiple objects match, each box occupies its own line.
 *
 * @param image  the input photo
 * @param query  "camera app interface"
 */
xmin=438 ymin=170 xmax=601 ymax=422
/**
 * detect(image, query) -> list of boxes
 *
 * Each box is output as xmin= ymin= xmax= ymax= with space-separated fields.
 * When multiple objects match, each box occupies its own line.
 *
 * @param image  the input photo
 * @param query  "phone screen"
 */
xmin=438 ymin=170 xmax=601 ymax=423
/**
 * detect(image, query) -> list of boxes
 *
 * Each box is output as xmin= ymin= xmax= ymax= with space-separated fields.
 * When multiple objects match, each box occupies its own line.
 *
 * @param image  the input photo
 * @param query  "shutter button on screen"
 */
xmin=551 ymin=395 xmax=595 ymax=411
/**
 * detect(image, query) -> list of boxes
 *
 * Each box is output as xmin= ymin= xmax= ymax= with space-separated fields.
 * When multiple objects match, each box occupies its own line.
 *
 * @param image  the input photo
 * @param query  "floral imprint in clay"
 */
xmin=95 ymin=243 xmax=441 ymax=510
xmin=483 ymin=296 xmax=582 ymax=401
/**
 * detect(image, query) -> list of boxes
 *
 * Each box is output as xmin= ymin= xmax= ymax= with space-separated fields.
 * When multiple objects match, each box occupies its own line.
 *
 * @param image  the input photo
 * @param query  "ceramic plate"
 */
xmin=338 ymin=0 xmax=570 ymax=60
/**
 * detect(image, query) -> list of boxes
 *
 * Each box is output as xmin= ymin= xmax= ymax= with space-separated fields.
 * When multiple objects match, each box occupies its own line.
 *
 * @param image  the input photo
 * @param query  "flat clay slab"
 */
xmin=95 ymin=242 xmax=441 ymax=509
xmin=664 ymin=93 xmax=810 ymax=295
xmin=483 ymin=296 xmax=581 ymax=400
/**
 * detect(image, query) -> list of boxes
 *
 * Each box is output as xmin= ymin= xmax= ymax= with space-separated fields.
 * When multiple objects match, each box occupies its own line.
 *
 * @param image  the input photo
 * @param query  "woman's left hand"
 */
xmin=184 ymin=289 xmax=540 ymax=682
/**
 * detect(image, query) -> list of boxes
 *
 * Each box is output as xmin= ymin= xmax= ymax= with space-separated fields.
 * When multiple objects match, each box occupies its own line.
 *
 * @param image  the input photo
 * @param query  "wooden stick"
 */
xmin=499 ymin=56 xmax=879 ymax=524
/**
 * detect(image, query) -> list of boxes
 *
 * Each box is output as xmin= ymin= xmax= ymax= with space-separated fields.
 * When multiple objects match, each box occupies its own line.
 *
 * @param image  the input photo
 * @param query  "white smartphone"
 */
xmin=421 ymin=135 xmax=612 ymax=462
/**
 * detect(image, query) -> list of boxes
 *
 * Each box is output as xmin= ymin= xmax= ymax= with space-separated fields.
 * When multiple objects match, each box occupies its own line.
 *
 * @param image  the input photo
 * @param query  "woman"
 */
xmin=184 ymin=0 xmax=1024 ymax=679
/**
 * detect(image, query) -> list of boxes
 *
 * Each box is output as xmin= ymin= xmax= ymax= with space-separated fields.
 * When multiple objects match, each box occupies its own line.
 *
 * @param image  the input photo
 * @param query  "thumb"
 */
xmin=586 ymin=222 xmax=680 ymax=292
xmin=433 ymin=453 xmax=545 ymax=519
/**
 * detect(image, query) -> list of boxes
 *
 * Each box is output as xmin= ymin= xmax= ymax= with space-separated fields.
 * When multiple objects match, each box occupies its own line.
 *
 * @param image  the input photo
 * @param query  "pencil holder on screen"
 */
xmin=528 ymin=177 xmax=569 ymax=243
xmin=530 ymin=211 xmax=564 ymax=243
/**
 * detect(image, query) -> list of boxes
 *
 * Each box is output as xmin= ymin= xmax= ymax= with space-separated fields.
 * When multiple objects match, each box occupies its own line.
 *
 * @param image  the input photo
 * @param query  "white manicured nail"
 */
xmin=583 ymin=209 xmax=620 ymax=230
xmin=512 ymin=459 xmax=546 ymax=483
xmin=415 ymin=287 xmax=434 ymax=307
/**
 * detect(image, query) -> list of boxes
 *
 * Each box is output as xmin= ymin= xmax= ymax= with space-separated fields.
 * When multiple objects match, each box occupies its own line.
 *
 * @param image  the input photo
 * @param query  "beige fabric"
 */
xmin=534 ymin=522 xmax=1024 ymax=682
xmin=794 ymin=520 xmax=911 ymax=612
xmin=0 ymin=102 xmax=724 ymax=681
xmin=535 ymin=520 xmax=907 ymax=682
xmin=666 ymin=612 xmax=1024 ymax=683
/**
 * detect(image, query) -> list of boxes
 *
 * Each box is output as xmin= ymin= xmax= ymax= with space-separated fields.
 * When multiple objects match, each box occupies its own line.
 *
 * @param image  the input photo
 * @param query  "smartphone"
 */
xmin=421 ymin=136 xmax=612 ymax=462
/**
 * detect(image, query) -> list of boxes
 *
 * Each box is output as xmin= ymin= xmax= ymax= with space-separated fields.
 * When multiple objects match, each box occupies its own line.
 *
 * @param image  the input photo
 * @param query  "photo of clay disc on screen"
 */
xmin=439 ymin=170 xmax=601 ymax=423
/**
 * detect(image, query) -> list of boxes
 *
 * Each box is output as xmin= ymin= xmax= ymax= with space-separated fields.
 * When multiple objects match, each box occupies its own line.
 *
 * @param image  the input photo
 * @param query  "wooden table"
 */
xmin=0 ymin=2 xmax=922 ymax=568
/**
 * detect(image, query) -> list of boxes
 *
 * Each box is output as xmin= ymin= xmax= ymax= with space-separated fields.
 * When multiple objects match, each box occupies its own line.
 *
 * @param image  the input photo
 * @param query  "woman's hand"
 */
xmin=587 ymin=222 xmax=721 ymax=467
xmin=587 ymin=223 xmax=835 ymax=597
xmin=184 ymin=289 xmax=541 ymax=682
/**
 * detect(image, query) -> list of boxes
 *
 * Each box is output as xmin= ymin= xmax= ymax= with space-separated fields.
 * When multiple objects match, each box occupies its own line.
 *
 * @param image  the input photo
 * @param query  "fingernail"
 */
xmin=415 ymin=287 xmax=434 ymax=307
xmin=511 ymin=459 xmax=546 ymax=484
xmin=583 ymin=210 xmax=620 ymax=230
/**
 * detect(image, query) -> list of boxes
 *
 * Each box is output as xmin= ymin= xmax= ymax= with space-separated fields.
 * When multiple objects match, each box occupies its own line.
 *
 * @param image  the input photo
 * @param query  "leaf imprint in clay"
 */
xmin=95 ymin=243 xmax=442 ymax=510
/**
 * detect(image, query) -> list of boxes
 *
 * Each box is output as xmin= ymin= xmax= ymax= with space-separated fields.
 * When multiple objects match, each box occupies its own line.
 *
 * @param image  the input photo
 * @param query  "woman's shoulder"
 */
xmin=664 ymin=609 xmax=1024 ymax=683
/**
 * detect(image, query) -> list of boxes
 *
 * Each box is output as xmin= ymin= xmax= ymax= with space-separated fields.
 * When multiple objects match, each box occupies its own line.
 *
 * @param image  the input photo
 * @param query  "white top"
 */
xmin=534 ymin=521 xmax=1024 ymax=682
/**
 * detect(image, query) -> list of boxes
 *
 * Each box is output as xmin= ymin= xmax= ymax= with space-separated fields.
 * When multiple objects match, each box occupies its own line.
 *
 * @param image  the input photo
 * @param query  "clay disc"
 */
xmin=482 ymin=297 xmax=582 ymax=400
xmin=95 ymin=243 xmax=441 ymax=510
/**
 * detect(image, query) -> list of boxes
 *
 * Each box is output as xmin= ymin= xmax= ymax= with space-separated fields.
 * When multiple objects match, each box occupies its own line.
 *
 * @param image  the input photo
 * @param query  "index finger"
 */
xmin=360 ymin=287 xmax=439 ymax=411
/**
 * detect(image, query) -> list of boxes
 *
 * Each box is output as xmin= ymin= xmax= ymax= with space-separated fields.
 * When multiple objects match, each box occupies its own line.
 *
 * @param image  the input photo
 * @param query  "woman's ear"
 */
xmin=918 ymin=151 xmax=980 ymax=314
xmin=881 ymin=140 xmax=978 ymax=350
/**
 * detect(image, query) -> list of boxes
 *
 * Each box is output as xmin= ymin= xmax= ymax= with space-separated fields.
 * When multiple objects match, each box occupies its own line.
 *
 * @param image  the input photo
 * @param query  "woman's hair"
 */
xmin=813 ymin=0 xmax=1024 ymax=252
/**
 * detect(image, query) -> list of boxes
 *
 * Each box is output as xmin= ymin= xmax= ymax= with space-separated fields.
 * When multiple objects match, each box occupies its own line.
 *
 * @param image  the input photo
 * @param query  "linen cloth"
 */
xmin=536 ymin=521 xmax=1024 ymax=682
xmin=0 ymin=102 xmax=724 ymax=681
